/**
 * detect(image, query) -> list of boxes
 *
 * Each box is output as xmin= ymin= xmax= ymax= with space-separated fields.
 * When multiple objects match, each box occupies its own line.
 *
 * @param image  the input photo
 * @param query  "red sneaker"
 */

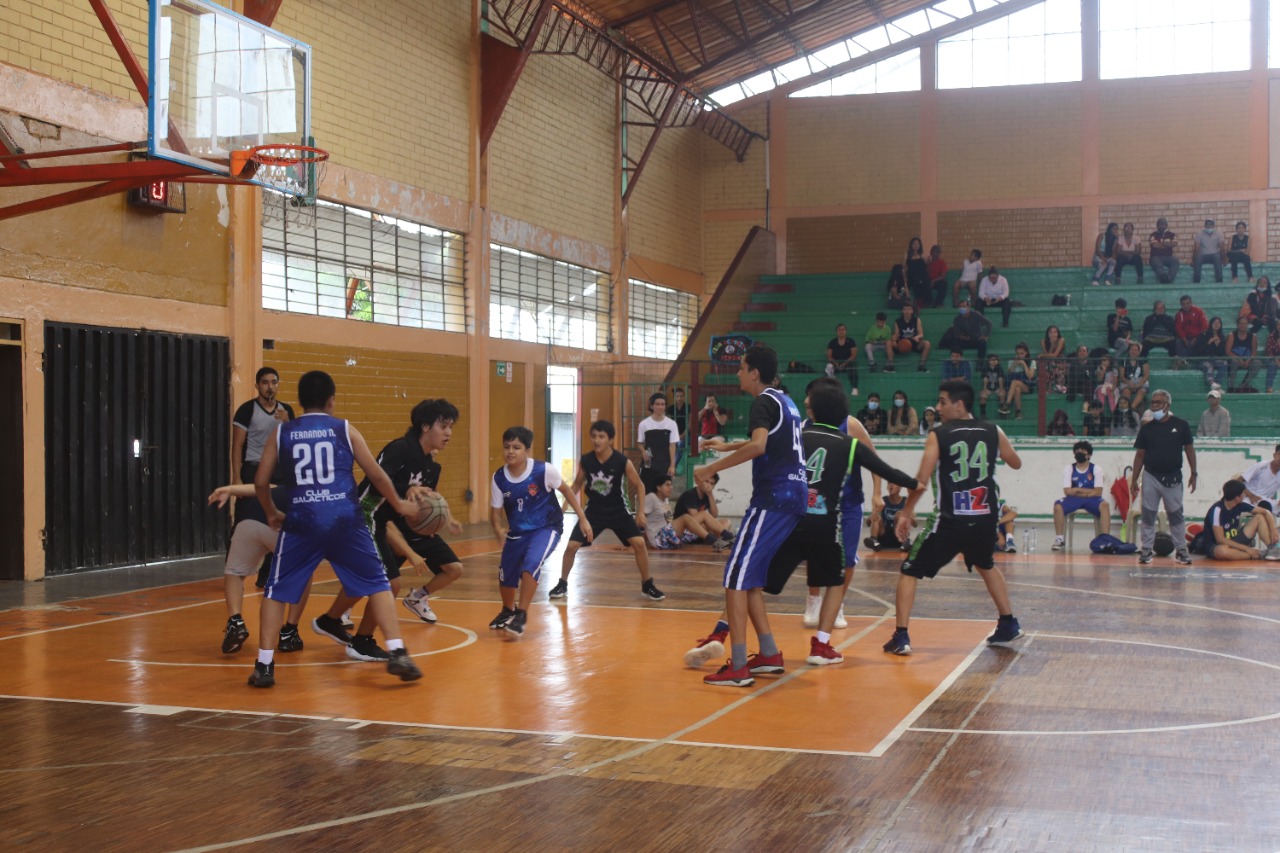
xmin=703 ymin=659 xmax=754 ymax=687
xmin=683 ymin=630 xmax=728 ymax=668
xmin=747 ymin=651 xmax=784 ymax=675
xmin=806 ymin=637 xmax=843 ymax=666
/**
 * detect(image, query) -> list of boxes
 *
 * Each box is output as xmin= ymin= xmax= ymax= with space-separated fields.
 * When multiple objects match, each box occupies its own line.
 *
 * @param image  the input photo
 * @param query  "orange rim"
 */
xmin=247 ymin=143 xmax=330 ymax=166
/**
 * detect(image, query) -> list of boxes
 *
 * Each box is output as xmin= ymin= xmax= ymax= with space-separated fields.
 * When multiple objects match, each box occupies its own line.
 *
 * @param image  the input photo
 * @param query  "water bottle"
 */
xmin=1023 ymin=530 xmax=1030 ymax=554
xmin=1066 ymin=294 xmax=1072 ymax=306
xmin=1031 ymin=529 xmax=1038 ymax=552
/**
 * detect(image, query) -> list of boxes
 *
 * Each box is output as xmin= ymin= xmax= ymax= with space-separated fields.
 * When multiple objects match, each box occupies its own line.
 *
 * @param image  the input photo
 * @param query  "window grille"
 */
xmin=262 ymin=193 xmax=467 ymax=333
xmin=489 ymin=243 xmax=612 ymax=352
xmin=627 ymin=278 xmax=699 ymax=360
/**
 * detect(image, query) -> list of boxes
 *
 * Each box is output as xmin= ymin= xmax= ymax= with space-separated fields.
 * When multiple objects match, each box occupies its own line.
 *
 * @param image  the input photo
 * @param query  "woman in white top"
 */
xmin=1113 ymin=222 xmax=1144 ymax=284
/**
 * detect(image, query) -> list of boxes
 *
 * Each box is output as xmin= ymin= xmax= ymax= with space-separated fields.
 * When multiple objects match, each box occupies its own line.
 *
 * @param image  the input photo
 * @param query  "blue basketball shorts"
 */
xmin=1056 ymin=495 xmax=1103 ymax=517
xmin=498 ymin=527 xmax=561 ymax=589
xmin=722 ymin=506 xmax=801 ymax=591
xmin=266 ymin=523 xmax=391 ymax=604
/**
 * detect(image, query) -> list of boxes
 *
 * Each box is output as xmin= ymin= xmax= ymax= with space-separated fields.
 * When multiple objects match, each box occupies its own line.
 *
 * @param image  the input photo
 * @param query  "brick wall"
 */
xmin=937 ymin=87 xmax=1082 ymax=201
xmin=275 ymin=0 xmax=472 ymax=203
xmin=786 ymin=213 xmax=922 ymax=274
xmin=703 ymin=219 xmax=763 ymax=293
xmin=0 ymin=0 xmax=148 ymax=103
xmin=703 ymin=104 xmax=767 ymax=212
xmin=938 ymin=207 xmax=1082 ymax=268
xmin=489 ymin=56 xmax=615 ymax=250
xmin=1099 ymin=79 xmax=1251 ymax=193
xmin=787 ymin=97 xmax=921 ymax=206
xmin=629 ymin=126 xmax=703 ymax=274
xmin=1099 ymin=201 xmax=1250 ymax=265
xmin=266 ymin=341 xmax=471 ymax=511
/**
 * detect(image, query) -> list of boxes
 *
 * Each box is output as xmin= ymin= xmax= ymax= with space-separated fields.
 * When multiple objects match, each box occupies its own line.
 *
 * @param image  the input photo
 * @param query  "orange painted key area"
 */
xmin=0 ymin=577 xmax=990 ymax=756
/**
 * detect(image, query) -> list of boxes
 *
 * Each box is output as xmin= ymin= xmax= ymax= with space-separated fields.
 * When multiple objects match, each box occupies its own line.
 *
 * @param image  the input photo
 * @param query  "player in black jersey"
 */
xmin=766 ymin=379 xmax=920 ymax=665
xmin=548 ymin=420 xmax=665 ymax=602
xmin=884 ymin=379 xmax=1024 ymax=656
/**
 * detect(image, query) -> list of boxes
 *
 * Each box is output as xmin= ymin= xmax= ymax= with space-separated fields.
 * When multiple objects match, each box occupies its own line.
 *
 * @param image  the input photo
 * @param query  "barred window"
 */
xmin=489 ymin=244 xmax=612 ymax=351
xmin=627 ymin=279 xmax=699 ymax=360
xmin=262 ymin=193 xmax=466 ymax=332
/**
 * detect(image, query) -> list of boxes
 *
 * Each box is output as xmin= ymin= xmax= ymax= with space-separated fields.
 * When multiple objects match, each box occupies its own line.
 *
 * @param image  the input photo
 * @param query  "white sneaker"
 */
xmin=1265 ymin=545 xmax=1280 ymax=561
xmin=1051 ymin=536 xmax=1066 ymax=551
xmin=802 ymin=595 xmax=821 ymax=628
xmin=402 ymin=591 xmax=437 ymax=623
xmin=833 ymin=606 xmax=848 ymax=630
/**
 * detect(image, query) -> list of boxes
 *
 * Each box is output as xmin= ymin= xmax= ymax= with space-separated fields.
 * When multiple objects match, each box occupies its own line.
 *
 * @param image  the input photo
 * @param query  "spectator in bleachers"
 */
xmin=905 ymin=237 xmax=930 ymax=308
xmin=1065 ymin=345 xmax=1094 ymax=403
xmin=1082 ymin=399 xmax=1109 ymax=437
xmin=1239 ymin=276 xmax=1278 ymax=335
xmin=825 ymin=323 xmax=860 ymax=397
xmin=1047 ymin=408 xmax=1075 ymax=436
xmin=1106 ymin=297 xmax=1134 ymax=352
xmin=1114 ymin=222 xmax=1144 ymax=284
xmin=977 ymin=354 xmax=1006 ymax=418
xmin=927 ymin=245 xmax=949 ymax=307
xmin=940 ymin=300 xmax=991 ymax=362
xmin=1228 ymin=221 xmax=1252 ymax=282
xmin=697 ymin=395 xmax=729 ymax=451
xmin=954 ymin=248 xmax=983 ymax=307
xmin=1092 ymin=223 xmax=1119 ymax=287
xmin=886 ymin=264 xmax=910 ymax=311
xmin=1120 ymin=341 xmax=1150 ymax=410
xmin=891 ymin=302 xmax=932 ymax=372
xmin=942 ymin=348 xmax=973 ymax=383
xmin=864 ymin=312 xmax=895 ymax=373
xmin=1148 ymin=217 xmax=1179 ymax=284
xmin=977 ymin=267 xmax=1013 ymax=327
xmin=1200 ymin=316 xmax=1229 ymax=388
xmin=1041 ymin=325 xmax=1068 ymax=393
xmin=1140 ymin=300 xmax=1177 ymax=357
xmin=919 ymin=406 xmax=939 ymax=434
xmin=1197 ymin=389 xmax=1231 ymax=438
xmin=1094 ymin=354 xmax=1119 ymax=412
xmin=1225 ymin=315 xmax=1262 ymax=393
xmin=1112 ymin=397 xmax=1140 ymax=437
xmin=1005 ymin=343 xmax=1036 ymax=419
xmin=1173 ymin=294 xmax=1208 ymax=368
xmin=886 ymin=390 xmax=918 ymax=436
xmin=1265 ymin=324 xmax=1280 ymax=393
xmin=855 ymin=392 xmax=887 ymax=436
xmin=1192 ymin=219 xmax=1226 ymax=284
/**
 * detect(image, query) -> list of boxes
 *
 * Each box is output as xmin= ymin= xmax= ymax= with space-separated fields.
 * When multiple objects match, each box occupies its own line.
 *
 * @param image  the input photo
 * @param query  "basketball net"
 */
xmin=230 ymin=143 xmax=329 ymax=229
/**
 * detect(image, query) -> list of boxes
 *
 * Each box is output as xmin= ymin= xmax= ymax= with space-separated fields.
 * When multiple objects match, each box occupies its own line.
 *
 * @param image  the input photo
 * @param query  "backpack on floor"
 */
xmin=1089 ymin=533 xmax=1137 ymax=555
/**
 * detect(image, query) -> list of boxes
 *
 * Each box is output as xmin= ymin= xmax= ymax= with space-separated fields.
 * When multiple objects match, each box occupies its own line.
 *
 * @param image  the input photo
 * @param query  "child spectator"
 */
xmin=1082 ymin=400 xmax=1109 ymax=437
xmin=1111 ymin=397 xmax=1140 ymax=437
xmin=927 ymin=244 xmax=949 ymax=307
xmin=864 ymin=312 xmax=895 ymax=372
xmin=697 ymin=395 xmax=729 ymax=451
xmin=1094 ymin=354 xmax=1119 ymax=412
xmin=919 ymin=406 xmax=939 ymax=434
xmin=1120 ymin=342 xmax=1149 ymax=410
xmin=672 ymin=473 xmax=734 ymax=550
xmin=997 ymin=499 xmax=1018 ymax=553
xmin=642 ymin=475 xmax=680 ymax=550
xmin=1106 ymin=298 xmax=1133 ymax=350
xmin=954 ymin=248 xmax=983 ymax=306
xmin=855 ymin=392 xmax=887 ymax=436
xmin=1228 ymin=221 xmax=1252 ymax=282
xmin=1200 ymin=316 xmax=1228 ymax=388
xmin=886 ymin=390 xmax=918 ymax=435
xmin=1047 ymin=408 xmax=1075 ymax=436
xmin=979 ymin=354 xmax=1005 ymax=417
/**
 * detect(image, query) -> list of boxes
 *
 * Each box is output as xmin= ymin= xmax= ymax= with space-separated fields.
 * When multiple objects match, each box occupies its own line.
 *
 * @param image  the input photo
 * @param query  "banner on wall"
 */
xmin=709 ymin=334 xmax=753 ymax=364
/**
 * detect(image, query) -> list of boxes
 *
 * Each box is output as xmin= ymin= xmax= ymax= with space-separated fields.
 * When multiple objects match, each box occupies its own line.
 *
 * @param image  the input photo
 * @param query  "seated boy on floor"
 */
xmin=865 ymin=482 xmax=911 ymax=552
xmin=1203 ymin=479 xmax=1280 ymax=561
xmin=672 ymin=473 xmax=734 ymax=550
xmin=643 ymin=475 xmax=681 ymax=550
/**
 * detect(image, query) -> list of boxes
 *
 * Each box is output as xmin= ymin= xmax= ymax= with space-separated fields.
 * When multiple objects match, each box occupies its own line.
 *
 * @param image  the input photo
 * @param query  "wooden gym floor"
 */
xmin=3 ymin=524 xmax=1280 ymax=852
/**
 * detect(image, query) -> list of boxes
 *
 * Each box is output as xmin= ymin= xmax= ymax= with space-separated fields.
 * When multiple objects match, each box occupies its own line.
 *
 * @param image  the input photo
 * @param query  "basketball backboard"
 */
xmin=148 ymin=0 xmax=314 ymax=198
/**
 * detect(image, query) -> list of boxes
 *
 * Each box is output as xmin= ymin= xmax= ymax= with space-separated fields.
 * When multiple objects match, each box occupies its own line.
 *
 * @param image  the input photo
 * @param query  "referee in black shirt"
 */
xmin=1130 ymin=389 xmax=1197 ymax=565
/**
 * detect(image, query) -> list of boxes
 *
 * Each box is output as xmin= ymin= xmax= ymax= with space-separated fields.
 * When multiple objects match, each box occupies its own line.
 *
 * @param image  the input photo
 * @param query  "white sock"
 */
xmin=257 ymin=649 xmax=274 ymax=665
xmin=817 ymin=631 xmax=831 ymax=644
xmin=386 ymin=638 xmax=405 ymax=651
xmin=807 ymin=594 xmax=821 ymax=608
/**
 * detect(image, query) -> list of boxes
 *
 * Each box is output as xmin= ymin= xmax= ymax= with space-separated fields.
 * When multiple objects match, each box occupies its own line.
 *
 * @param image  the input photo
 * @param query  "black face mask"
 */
xmin=1074 ymin=452 xmax=1089 ymax=463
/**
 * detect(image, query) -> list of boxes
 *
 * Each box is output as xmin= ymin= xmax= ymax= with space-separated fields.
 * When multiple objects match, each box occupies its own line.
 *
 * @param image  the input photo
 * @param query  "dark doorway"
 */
xmin=44 ymin=323 xmax=230 ymax=575
xmin=0 ymin=339 xmax=22 ymax=580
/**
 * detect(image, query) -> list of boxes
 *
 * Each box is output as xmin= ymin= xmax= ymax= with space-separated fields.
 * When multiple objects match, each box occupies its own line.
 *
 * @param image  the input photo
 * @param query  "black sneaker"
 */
xmin=1138 ymin=549 xmax=1153 ymax=565
xmin=278 ymin=624 xmax=304 ymax=653
xmin=387 ymin=648 xmax=423 ymax=682
xmin=883 ymin=363 xmax=896 ymax=373
xmin=917 ymin=363 xmax=928 ymax=372
xmin=869 ymin=362 xmax=879 ymax=373
xmin=247 ymin=661 xmax=275 ymax=688
xmin=504 ymin=608 xmax=528 ymax=637
xmin=311 ymin=614 xmax=353 ymax=646
xmin=863 ymin=536 xmax=882 ymax=551
xmin=1174 ymin=549 xmax=1193 ymax=565
xmin=489 ymin=607 xmax=515 ymax=630
xmin=346 ymin=634 xmax=390 ymax=662
xmin=641 ymin=580 xmax=666 ymax=601
xmin=548 ymin=579 xmax=569 ymax=600
xmin=222 ymin=615 xmax=249 ymax=654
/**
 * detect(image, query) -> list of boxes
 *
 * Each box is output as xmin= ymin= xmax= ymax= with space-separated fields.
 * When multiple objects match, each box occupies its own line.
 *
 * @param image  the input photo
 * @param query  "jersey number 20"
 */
xmin=293 ymin=441 xmax=336 ymax=486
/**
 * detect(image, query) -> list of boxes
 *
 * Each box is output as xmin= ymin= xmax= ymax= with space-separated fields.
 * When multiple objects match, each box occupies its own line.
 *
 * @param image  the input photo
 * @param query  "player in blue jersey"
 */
xmin=250 ymin=371 xmax=423 ymax=688
xmin=1050 ymin=440 xmax=1113 ymax=551
xmin=490 ymin=425 xmax=592 ymax=637
xmin=694 ymin=345 xmax=808 ymax=687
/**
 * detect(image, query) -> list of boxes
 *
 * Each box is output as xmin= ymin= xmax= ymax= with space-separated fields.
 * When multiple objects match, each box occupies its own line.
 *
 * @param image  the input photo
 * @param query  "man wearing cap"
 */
xmin=1192 ymin=219 xmax=1225 ymax=284
xmin=1197 ymin=389 xmax=1231 ymax=438
xmin=1148 ymin=218 xmax=1179 ymax=284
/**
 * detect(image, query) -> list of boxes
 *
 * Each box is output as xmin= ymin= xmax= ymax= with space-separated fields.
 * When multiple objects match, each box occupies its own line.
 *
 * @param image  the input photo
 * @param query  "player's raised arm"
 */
xmin=696 ymin=427 xmax=767 ymax=481
xmin=348 ymin=424 xmax=416 ymax=518
xmin=209 ymin=483 xmax=255 ymax=507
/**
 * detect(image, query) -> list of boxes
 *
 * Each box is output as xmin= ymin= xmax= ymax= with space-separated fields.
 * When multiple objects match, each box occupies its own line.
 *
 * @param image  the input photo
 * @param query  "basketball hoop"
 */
xmin=230 ymin=143 xmax=329 ymax=207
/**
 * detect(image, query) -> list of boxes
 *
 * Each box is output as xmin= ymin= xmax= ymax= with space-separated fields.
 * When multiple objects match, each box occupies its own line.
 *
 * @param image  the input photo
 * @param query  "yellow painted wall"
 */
xmin=787 ymin=96 xmax=921 ymax=207
xmin=628 ymin=127 xmax=703 ymax=275
xmin=937 ymin=86 xmax=1082 ymax=201
xmin=702 ymin=104 xmax=767 ymax=213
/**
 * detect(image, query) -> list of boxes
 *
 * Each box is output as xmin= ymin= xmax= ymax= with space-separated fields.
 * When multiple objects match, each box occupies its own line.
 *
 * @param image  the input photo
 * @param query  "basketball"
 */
xmin=1185 ymin=523 xmax=1203 ymax=544
xmin=896 ymin=339 xmax=913 ymax=354
xmin=1153 ymin=531 xmax=1175 ymax=557
xmin=408 ymin=492 xmax=449 ymax=536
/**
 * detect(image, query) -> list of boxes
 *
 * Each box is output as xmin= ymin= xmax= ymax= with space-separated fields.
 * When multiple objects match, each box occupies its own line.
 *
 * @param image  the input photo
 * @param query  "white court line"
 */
xmin=870 ymin=639 xmax=989 ymax=758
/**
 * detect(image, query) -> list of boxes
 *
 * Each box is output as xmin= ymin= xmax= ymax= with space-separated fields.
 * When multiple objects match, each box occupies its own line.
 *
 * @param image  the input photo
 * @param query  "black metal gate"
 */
xmin=44 ymin=323 xmax=230 ymax=575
